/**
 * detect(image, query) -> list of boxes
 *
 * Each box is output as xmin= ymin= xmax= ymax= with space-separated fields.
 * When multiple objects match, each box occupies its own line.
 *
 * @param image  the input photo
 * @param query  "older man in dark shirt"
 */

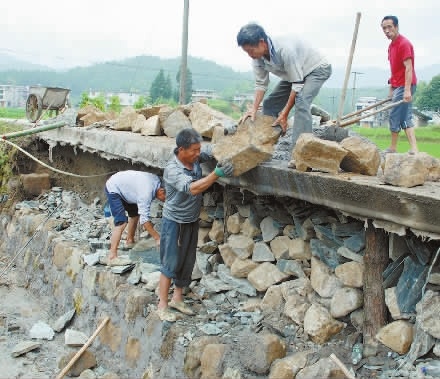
xmin=157 ymin=128 xmax=233 ymax=322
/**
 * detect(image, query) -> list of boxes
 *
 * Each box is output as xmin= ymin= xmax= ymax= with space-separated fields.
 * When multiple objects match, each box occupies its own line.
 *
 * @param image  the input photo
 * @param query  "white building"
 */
xmin=191 ymin=89 xmax=218 ymax=102
xmin=355 ymin=96 xmax=388 ymax=127
xmin=0 ymin=85 xmax=29 ymax=108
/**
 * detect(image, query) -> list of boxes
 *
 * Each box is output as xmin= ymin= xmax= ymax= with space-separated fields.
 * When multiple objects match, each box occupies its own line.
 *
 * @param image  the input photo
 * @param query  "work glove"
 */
xmin=214 ymin=161 xmax=234 ymax=177
xmin=223 ymin=120 xmax=238 ymax=135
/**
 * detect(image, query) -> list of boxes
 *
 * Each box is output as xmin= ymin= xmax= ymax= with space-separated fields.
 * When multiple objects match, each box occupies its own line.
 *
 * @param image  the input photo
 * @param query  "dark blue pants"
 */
xmin=159 ymin=217 xmax=199 ymax=288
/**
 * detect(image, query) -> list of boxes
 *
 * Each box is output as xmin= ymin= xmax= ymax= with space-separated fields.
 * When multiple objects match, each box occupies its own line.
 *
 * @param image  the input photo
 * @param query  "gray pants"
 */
xmin=262 ymin=63 xmax=332 ymax=145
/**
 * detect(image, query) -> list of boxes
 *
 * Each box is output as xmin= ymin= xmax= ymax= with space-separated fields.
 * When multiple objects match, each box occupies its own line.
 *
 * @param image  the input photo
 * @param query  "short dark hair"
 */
xmin=237 ymin=23 xmax=268 ymax=47
xmin=382 ymin=15 xmax=399 ymax=26
xmin=175 ymin=128 xmax=202 ymax=150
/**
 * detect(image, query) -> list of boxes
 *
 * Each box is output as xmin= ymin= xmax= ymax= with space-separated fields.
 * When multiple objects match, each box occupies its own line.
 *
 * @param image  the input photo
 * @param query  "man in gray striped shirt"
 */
xmin=157 ymin=128 xmax=233 ymax=322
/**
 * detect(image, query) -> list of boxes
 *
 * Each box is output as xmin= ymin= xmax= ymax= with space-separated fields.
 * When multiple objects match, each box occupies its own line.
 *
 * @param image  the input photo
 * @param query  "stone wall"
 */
xmin=1 ymin=181 xmax=439 ymax=378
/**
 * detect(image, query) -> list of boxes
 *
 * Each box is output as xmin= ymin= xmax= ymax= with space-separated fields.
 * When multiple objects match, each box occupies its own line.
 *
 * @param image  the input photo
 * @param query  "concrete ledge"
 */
xmin=226 ymin=161 xmax=440 ymax=234
xmin=39 ymin=125 xmax=440 ymax=234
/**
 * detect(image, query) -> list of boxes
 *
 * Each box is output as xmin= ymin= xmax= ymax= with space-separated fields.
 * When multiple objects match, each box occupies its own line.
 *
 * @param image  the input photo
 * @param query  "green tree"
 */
xmin=78 ymin=92 xmax=91 ymax=108
xmin=175 ymin=67 xmax=193 ymax=104
xmin=108 ymin=95 xmax=121 ymax=113
xmin=78 ymin=92 xmax=106 ymax=111
xmin=91 ymin=94 xmax=106 ymax=111
xmin=133 ymin=95 xmax=147 ymax=109
xmin=150 ymin=69 xmax=168 ymax=103
xmin=164 ymin=74 xmax=173 ymax=99
xmin=415 ymin=75 xmax=440 ymax=111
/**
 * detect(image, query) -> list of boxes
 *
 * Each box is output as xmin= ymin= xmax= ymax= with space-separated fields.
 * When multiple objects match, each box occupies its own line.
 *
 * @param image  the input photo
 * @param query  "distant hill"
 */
xmin=0 ymin=52 xmax=52 ymax=71
xmin=327 ymin=64 xmax=440 ymax=88
xmin=0 ymin=53 xmax=438 ymax=114
xmin=0 ymin=55 xmax=255 ymax=100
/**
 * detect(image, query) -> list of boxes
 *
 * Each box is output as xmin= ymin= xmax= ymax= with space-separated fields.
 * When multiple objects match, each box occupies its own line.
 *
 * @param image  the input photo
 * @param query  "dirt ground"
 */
xmin=0 ymin=269 xmax=64 ymax=378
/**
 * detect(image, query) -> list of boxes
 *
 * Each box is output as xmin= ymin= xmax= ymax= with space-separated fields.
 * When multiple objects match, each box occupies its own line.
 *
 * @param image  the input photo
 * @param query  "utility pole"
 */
xmin=179 ymin=0 xmax=189 ymax=105
xmin=329 ymin=94 xmax=337 ymax=119
xmin=351 ymin=71 xmax=364 ymax=112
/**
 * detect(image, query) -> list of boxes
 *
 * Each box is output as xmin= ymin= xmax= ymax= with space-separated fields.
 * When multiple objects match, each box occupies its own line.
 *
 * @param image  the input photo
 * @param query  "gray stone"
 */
xmin=65 ymin=328 xmax=88 ymax=346
xmin=396 ymin=256 xmax=428 ymax=313
xmin=217 ymin=264 xmax=256 ymax=296
xmin=343 ymin=231 xmax=365 ymax=253
xmin=276 ymin=259 xmax=306 ymax=278
xmin=83 ymin=252 xmax=101 ymax=266
xmin=11 ymin=340 xmax=42 ymax=357
xmin=52 ymin=308 xmax=75 ymax=333
xmin=29 ymin=321 xmax=55 ymax=340
xmin=310 ymin=238 xmax=342 ymax=270
xmin=252 ymin=241 xmax=275 ymax=262
xmin=162 ymin=109 xmax=192 ymax=138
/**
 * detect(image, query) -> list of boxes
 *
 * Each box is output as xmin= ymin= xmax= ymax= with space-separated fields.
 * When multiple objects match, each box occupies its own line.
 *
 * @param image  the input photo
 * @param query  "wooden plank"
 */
xmin=363 ymin=220 xmax=388 ymax=356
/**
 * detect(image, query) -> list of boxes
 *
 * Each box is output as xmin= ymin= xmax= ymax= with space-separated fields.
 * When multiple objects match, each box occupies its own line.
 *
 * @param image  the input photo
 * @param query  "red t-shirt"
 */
xmin=388 ymin=34 xmax=417 ymax=87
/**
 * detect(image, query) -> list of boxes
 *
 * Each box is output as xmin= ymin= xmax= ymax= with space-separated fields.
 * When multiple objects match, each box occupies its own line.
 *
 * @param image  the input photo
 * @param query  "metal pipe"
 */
xmin=1 ymin=121 xmax=66 ymax=140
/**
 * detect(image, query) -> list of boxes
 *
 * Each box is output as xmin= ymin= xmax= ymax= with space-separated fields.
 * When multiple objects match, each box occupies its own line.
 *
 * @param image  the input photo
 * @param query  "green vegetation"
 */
xmin=108 ymin=95 xmax=122 ymax=113
xmin=350 ymin=125 xmax=440 ymax=158
xmin=133 ymin=95 xmax=147 ymax=109
xmin=150 ymin=69 xmax=173 ymax=103
xmin=415 ymin=74 xmax=440 ymax=111
xmin=78 ymin=92 xmax=106 ymax=111
xmin=0 ymin=107 xmax=25 ymax=119
xmin=207 ymin=99 xmax=241 ymax=119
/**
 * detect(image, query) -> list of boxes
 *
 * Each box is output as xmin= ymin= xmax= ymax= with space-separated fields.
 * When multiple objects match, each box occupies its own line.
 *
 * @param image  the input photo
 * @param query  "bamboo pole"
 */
xmin=1 ymin=121 xmax=66 ymax=140
xmin=55 ymin=316 xmax=110 ymax=379
xmin=336 ymin=12 xmax=362 ymax=127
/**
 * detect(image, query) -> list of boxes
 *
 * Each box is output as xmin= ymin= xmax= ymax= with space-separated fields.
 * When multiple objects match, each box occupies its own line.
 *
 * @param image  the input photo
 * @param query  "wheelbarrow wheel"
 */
xmin=26 ymin=94 xmax=43 ymax=122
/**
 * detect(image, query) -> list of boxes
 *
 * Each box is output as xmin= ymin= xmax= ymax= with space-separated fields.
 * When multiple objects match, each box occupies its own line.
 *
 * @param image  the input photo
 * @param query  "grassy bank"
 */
xmin=350 ymin=125 xmax=440 ymax=158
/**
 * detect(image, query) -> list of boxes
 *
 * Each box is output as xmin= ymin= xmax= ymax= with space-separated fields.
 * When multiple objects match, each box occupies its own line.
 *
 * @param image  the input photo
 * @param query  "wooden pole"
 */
xmin=340 ymin=98 xmax=391 ymax=121
xmin=55 ymin=316 xmax=110 ymax=379
xmin=330 ymin=353 xmax=356 ymax=379
xmin=338 ymin=100 xmax=404 ymax=128
xmin=336 ymin=12 xmax=361 ymax=127
xmin=363 ymin=221 xmax=388 ymax=356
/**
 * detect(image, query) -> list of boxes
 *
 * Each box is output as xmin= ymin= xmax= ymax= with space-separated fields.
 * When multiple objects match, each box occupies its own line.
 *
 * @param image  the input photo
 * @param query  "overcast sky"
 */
xmin=1 ymin=0 xmax=439 ymax=74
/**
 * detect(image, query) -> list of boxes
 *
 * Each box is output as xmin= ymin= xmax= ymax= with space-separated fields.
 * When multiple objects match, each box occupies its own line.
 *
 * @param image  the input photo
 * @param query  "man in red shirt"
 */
xmin=381 ymin=15 xmax=418 ymax=154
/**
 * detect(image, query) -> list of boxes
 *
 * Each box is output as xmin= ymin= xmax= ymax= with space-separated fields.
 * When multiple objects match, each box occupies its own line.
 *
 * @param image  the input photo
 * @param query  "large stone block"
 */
xmin=293 ymin=133 xmax=348 ymax=174
xmin=213 ymin=113 xmax=280 ymax=176
xmin=382 ymin=153 xmax=425 ymax=187
xmin=340 ymin=136 xmax=380 ymax=175
xmin=20 ymin=173 xmax=51 ymax=197
xmin=189 ymin=101 xmax=236 ymax=139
